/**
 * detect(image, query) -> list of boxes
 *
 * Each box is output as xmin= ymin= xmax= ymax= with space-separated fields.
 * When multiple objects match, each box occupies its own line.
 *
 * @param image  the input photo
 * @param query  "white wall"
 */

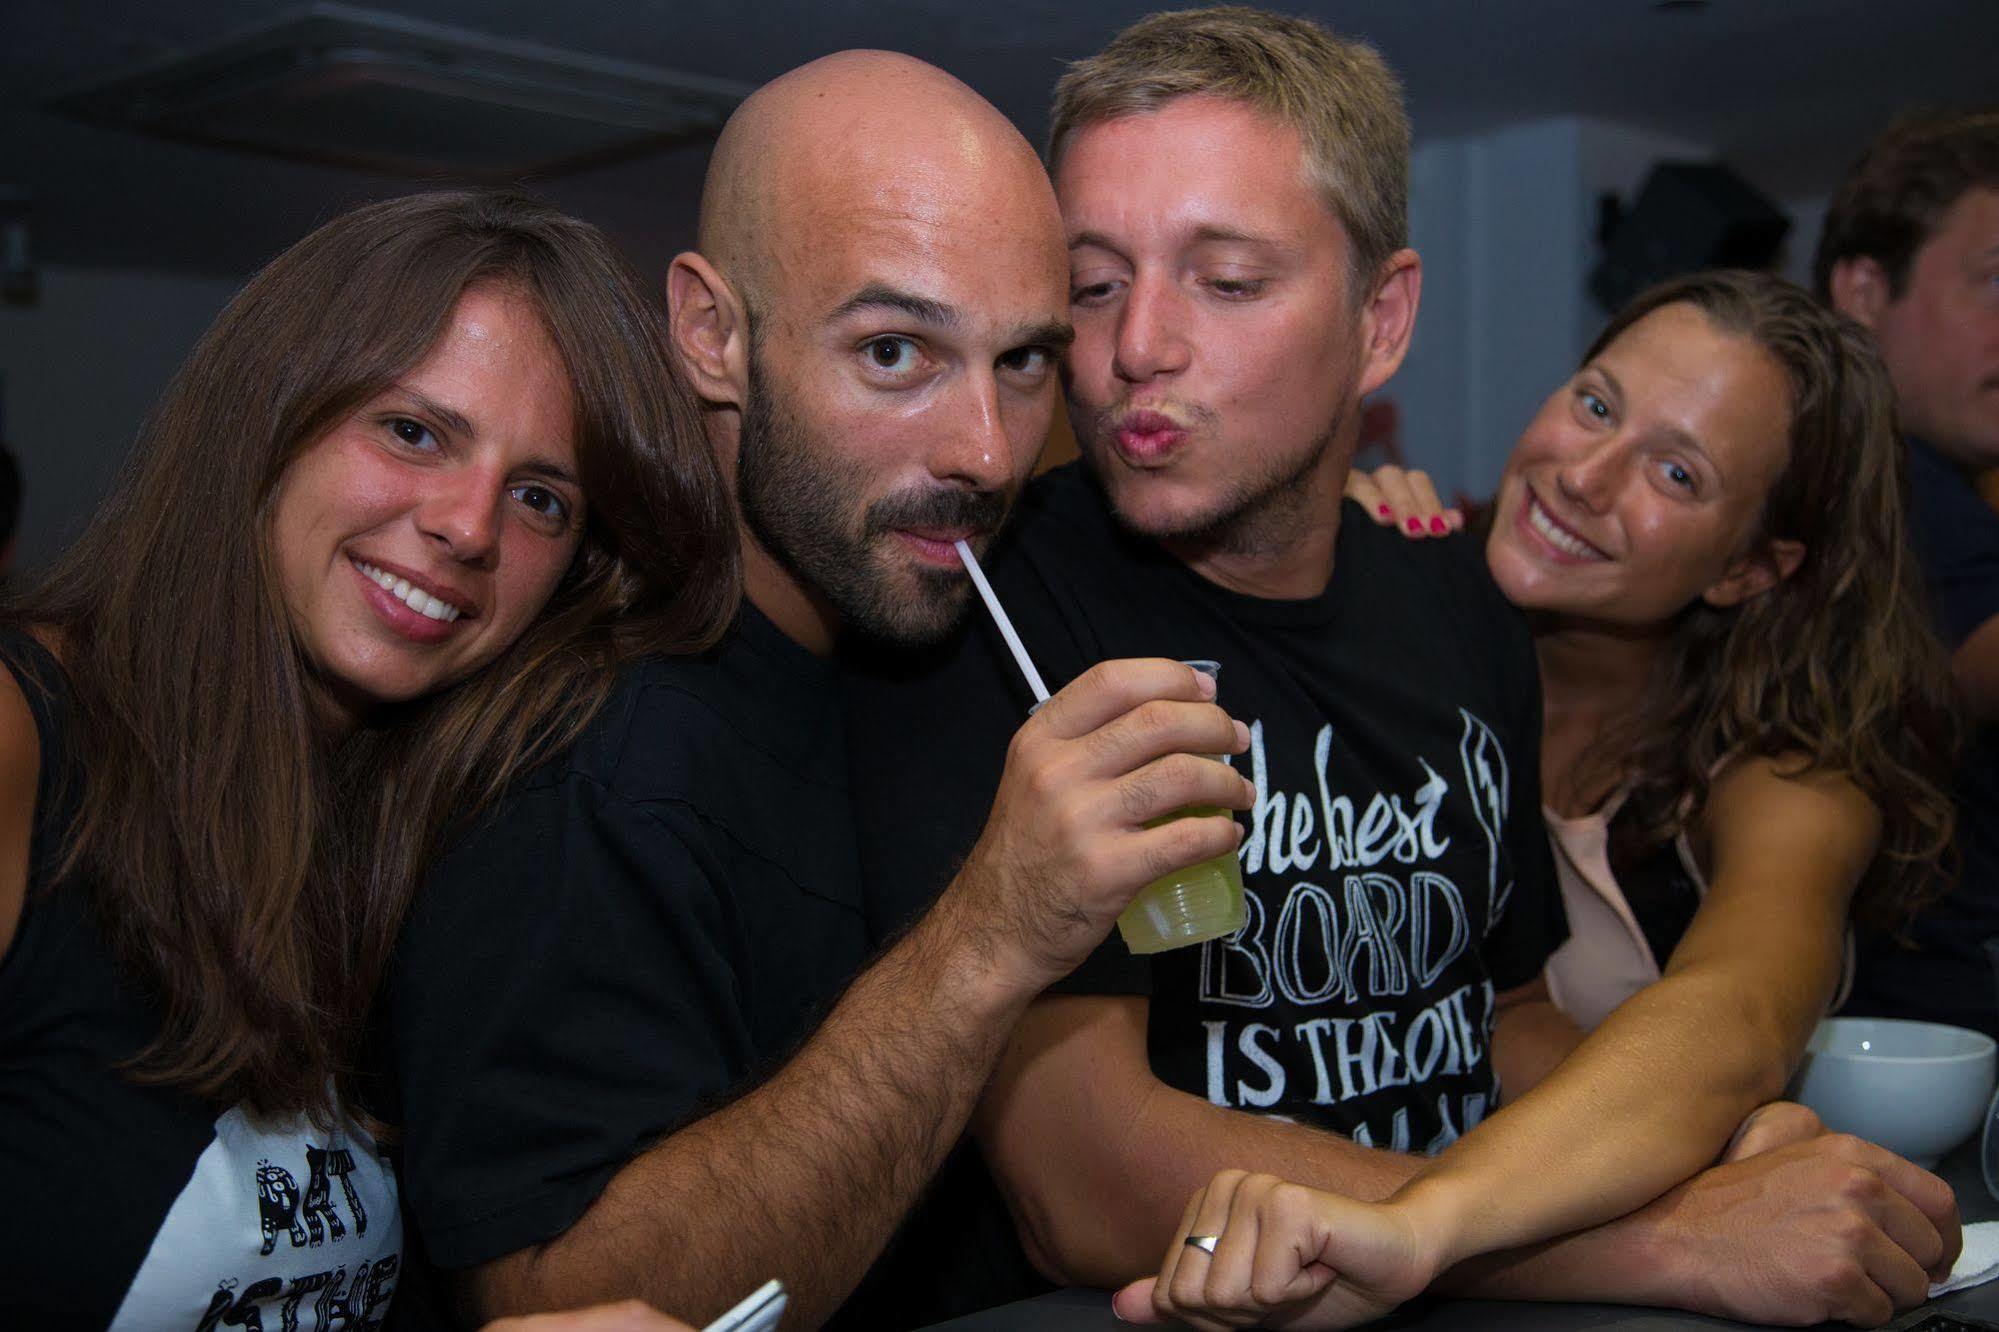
xmin=0 ymin=264 xmax=240 ymax=570
xmin=1391 ymin=116 xmax=1711 ymax=502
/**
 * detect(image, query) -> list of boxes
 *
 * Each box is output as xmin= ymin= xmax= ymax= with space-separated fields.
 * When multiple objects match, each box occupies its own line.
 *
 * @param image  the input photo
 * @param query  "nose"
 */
xmin=1554 ymin=437 xmax=1627 ymax=514
xmin=1112 ymin=273 xmax=1191 ymax=384
xmin=415 ymin=466 xmax=502 ymax=565
xmin=928 ymin=372 xmax=1014 ymax=494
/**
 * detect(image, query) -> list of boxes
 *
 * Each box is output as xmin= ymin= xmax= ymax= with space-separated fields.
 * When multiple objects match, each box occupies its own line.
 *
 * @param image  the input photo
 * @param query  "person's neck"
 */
xmin=1533 ymin=615 xmax=1666 ymax=815
xmin=710 ymin=415 xmax=841 ymax=658
xmin=1913 ymin=428 xmax=1985 ymax=475
xmin=1161 ymin=447 xmax=1348 ymax=601
xmin=304 ymin=667 xmax=368 ymax=744
xmin=742 ymin=532 xmax=839 ymax=657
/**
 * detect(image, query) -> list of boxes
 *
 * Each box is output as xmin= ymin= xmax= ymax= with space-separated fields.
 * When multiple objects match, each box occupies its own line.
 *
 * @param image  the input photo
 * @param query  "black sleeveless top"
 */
xmin=0 ymin=628 xmax=402 ymax=1330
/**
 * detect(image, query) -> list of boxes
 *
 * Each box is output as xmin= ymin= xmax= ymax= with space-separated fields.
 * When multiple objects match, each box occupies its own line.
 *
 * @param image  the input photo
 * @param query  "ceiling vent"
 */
xmin=47 ymin=3 xmax=752 ymax=179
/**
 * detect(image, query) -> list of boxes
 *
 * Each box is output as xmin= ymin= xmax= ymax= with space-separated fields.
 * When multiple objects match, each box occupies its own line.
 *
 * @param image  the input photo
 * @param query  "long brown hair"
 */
xmin=15 ymin=190 xmax=739 ymax=1123
xmin=1582 ymin=270 xmax=1956 ymax=933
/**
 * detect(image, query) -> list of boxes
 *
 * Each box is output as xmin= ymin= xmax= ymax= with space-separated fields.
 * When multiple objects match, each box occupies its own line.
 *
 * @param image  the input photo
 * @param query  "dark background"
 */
xmin=2 ymin=0 xmax=1993 ymax=564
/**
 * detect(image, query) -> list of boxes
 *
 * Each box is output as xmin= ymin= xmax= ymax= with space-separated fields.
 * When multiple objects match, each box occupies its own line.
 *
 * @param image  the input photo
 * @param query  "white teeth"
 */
xmin=1528 ymin=497 xmax=1604 ymax=561
xmin=353 ymin=560 xmax=463 ymax=622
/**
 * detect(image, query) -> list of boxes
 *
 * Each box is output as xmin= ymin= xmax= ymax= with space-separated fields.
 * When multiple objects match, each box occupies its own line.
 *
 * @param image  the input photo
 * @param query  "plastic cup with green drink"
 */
xmin=1114 ymin=658 xmax=1247 ymax=954
xmin=953 ymin=542 xmax=1246 ymax=956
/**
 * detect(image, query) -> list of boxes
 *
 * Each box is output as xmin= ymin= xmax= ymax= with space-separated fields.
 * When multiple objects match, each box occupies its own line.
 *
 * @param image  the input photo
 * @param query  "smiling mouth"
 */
xmin=1525 ymin=492 xmax=1609 ymax=562
xmin=353 ymin=559 xmax=468 ymax=622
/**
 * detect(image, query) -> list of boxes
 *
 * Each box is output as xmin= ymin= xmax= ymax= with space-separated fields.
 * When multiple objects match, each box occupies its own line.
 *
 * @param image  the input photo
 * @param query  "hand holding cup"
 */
xmin=952 ymin=657 xmax=1253 ymax=984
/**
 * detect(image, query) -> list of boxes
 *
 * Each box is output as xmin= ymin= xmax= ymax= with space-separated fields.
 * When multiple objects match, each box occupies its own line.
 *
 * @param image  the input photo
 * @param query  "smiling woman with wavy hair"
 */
xmin=1360 ymin=270 xmax=1955 ymax=1011
xmin=0 ymin=190 xmax=737 ymax=1326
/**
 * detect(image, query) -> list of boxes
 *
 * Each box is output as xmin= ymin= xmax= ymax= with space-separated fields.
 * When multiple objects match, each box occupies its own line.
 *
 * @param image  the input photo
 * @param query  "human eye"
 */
xmin=510 ymin=482 xmax=572 ymax=526
xmin=1573 ymin=388 xmax=1612 ymax=424
xmin=1657 ymin=458 xmax=1698 ymax=494
xmin=1202 ymin=275 xmax=1267 ymax=300
xmin=1069 ymin=263 xmax=1126 ymax=308
xmin=997 ymin=345 xmax=1056 ymax=383
xmin=385 ymin=416 xmax=441 ymax=453
xmin=858 ymin=335 xmax=929 ymax=382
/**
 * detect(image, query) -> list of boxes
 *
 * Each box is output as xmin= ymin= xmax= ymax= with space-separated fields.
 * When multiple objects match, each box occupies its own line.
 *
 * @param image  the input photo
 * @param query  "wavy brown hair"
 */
xmin=14 ymin=190 xmax=739 ymax=1123
xmin=1577 ymin=271 xmax=1957 ymax=934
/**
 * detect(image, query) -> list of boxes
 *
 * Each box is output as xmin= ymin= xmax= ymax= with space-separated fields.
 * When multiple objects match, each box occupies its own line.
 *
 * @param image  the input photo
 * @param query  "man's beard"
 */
xmin=1074 ymin=392 xmax=1347 ymax=562
xmin=737 ymin=353 xmax=1009 ymax=646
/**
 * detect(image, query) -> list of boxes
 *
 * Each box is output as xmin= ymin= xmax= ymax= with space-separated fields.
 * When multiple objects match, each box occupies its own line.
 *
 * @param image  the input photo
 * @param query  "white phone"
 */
xmin=702 ymin=1278 xmax=787 ymax=1332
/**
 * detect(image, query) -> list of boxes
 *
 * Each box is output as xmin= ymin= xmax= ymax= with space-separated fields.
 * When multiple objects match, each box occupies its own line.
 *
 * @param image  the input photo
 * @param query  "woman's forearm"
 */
xmin=1392 ymin=960 xmax=1818 ymax=1267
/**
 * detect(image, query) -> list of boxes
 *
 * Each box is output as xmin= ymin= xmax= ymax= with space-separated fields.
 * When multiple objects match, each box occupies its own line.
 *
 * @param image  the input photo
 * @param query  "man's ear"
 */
xmin=1355 ymin=248 xmax=1421 ymax=398
xmin=1827 ymin=255 xmax=1891 ymax=331
xmin=667 ymin=251 xmax=751 ymax=409
xmin=1703 ymin=537 xmax=1806 ymax=609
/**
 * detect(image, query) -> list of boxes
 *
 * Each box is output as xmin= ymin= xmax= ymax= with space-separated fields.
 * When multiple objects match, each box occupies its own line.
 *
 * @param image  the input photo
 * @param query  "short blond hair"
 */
xmin=1048 ymin=6 xmax=1410 ymax=290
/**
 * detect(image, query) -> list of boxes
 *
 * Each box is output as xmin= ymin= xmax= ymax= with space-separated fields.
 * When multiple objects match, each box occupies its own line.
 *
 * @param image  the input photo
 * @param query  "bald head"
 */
xmin=698 ymin=51 xmax=1060 ymax=316
xmin=668 ymin=52 xmax=1071 ymax=652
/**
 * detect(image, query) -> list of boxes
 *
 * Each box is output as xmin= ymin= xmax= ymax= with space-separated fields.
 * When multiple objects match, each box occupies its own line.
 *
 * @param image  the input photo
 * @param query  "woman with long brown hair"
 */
xmin=1120 ymin=271 xmax=1961 ymax=1328
xmin=0 ymin=190 xmax=737 ymax=1329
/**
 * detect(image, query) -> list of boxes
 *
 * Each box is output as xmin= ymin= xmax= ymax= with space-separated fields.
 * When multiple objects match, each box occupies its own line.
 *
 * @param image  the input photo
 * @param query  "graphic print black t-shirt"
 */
xmin=0 ymin=630 xmax=400 ymax=1332
xmin=850 ymin=463 xmax=1564 ymax=1151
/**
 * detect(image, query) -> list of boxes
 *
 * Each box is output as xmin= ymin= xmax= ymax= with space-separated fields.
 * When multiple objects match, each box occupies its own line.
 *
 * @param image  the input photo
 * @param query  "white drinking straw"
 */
xmin=954 ymin=539 xmax=1050 ymax=705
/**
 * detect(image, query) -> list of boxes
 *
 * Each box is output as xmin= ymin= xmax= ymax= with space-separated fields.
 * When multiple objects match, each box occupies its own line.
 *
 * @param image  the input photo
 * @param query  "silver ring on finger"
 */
xmin=1184 ymin=1234 xmax=1220 ymax=1255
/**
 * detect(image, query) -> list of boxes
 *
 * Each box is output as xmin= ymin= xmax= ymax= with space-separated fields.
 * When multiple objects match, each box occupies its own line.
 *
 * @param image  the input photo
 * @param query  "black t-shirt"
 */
xmin=1846 ymin=438 xmax=1999 ymax=1036
xmin=376 ymin=607 xmax=875 ymax=1324
xmin=851 ymin=463 xmax=1564 ymax=1151
xmin=0 ymin=629 xmax=402 ymax=1331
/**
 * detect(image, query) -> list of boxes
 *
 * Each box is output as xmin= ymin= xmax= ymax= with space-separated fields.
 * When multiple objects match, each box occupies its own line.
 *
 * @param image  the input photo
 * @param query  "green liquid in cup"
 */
xmin=1117 ymin=804 xmax=1248 ymax=954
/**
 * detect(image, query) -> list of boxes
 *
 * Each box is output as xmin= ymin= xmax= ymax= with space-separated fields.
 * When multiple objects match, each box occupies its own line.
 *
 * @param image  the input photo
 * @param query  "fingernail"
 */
xmin=1429 ymin=515 xmax=1448 ymax=534
xmin=1406 ymin=516 xmax=1423 ymax=534
xmin=1194 ymin=670 xmax=1217 ymax=698
xmin=1233 ymin=719 xmax=1250 ymax=749
xmin=1376 ymin=503 xmax=1393 ymax=518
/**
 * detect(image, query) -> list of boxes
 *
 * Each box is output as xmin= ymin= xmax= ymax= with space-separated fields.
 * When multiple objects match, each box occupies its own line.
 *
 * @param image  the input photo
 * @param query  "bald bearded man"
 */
xmin=375 ymin=52 xmax=1253 ymax=1332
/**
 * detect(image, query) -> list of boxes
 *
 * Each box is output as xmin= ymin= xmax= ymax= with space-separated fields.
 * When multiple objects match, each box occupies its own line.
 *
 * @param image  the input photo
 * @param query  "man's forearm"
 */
xmin=470 ymin=891 xmax=1027 ymax=1329
xmin=989 ymin=1071 xmax=1421 ymax=1285
xmin=1436 ymin=1203 xmax=1677 ymax=1306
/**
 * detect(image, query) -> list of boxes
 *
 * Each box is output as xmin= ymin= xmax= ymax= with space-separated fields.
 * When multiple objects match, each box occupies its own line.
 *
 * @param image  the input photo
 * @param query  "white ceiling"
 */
xmin=5 ymin=0 xmax=1995 ymax=280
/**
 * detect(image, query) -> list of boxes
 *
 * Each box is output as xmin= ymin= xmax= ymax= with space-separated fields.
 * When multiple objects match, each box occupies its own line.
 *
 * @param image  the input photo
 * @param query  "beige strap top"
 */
xmin=1541 ymin=791 xmax=1854 ymax=1031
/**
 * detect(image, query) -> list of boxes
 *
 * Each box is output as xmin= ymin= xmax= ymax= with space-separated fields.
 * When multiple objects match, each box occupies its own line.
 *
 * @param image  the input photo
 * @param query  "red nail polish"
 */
xmin=1377 ymin=504 xmax=1393 ymax=518
xmin=1406 ymin=516 xmax=1423 ymax=533
xmin=1429 ymin=516 xmax=1448 ymax=535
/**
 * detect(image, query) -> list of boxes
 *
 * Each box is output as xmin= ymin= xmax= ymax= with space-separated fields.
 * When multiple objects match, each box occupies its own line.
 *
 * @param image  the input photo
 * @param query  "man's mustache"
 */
xmin=1078 ymin=395 xmax=1220 ymax=441
xmin=865 ymin=485 xmax=1010 ymax=540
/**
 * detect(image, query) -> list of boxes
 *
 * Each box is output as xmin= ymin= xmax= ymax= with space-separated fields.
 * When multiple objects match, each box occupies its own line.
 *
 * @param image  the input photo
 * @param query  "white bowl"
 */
xmin=1791 ymin=1017 xmax=1997 ymax=1166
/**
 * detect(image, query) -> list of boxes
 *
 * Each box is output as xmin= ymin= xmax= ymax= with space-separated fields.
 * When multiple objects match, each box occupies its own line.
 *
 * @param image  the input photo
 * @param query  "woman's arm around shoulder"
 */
xmin=1670 ymin=751 xmax=1881 ymax=1020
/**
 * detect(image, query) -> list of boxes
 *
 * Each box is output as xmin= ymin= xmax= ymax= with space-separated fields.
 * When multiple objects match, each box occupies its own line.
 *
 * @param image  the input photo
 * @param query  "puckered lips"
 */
xmin=349 ymin=553 xmax=478 ymax=644
xmin=1112 ymin=407 xmax=1192 ymax=467
xmin=1516 ymin=485 xmax=1610 ymax=564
